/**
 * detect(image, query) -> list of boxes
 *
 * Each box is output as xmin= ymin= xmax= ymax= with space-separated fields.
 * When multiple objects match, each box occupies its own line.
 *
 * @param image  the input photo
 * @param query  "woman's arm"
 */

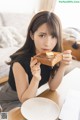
xmin=48 ymin=50 xmax=72 ymax=90
xmin=13 ymin=58 xmax=41 ymax=103
xmin=48 ymin=64 xmax=66 ymax=90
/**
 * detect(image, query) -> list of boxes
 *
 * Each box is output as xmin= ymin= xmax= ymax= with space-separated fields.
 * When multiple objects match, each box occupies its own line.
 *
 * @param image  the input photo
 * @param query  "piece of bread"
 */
xmin=34 ymin=51 xmax=63 ymax=66
xmin=46 ymin=51 xmax=54 ymax=58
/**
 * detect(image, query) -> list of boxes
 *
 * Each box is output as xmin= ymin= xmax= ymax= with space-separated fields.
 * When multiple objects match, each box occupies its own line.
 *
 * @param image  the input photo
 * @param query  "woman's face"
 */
xmin=31 ymin=23 xmax=57 ymax=54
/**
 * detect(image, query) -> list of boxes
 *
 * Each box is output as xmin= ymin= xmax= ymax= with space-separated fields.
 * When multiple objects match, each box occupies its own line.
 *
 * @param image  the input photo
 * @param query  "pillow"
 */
xmin=0 ymin=47 xmax=19 ymax=78
xmin=2 ymin=13 xmax=32 ymax=37
xmin=0 ymin=63 xmax=10 ymax=78
xmin=63 ymin=27 xmax=80 ymax=40
xmin=0 ymin=26 xmax=25 ymax=48
xmin=0 ymin=13 xmax=5 ymax=26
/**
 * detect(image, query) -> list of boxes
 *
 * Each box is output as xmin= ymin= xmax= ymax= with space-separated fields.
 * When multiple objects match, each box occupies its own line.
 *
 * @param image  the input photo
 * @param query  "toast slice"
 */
xmin=34 ymin=51 xmax=63 ymax=66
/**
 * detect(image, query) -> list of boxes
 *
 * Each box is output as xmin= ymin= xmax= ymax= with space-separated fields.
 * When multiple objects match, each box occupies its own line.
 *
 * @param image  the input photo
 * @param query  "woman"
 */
xmin=0 ymin=11 xmax=72 ymax=112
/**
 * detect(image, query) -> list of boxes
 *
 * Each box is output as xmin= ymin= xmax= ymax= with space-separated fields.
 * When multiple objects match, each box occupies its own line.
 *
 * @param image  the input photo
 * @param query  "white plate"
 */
xmin=21 ymin=97 xmax=60 ymax=120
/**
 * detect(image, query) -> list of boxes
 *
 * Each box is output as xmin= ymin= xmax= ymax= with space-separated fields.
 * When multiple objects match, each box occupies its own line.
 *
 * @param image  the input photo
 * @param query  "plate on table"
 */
xmin=21 ymin=97 xmax=60 ymax=120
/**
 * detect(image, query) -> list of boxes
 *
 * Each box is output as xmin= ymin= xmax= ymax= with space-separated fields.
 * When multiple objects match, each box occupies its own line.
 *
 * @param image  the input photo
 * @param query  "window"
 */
xmin=54 ymin=0 xmax=80 ymax=29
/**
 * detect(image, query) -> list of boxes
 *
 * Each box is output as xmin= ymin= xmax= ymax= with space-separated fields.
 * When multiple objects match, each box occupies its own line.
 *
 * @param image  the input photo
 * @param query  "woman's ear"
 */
xmin=30 ymin=31 xmax=34 ymax=40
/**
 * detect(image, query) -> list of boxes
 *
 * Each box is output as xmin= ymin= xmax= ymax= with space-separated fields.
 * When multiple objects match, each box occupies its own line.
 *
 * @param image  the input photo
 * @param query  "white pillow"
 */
xmin=0 ymin=47 xmax=19 ymax=78
xmin=0 ymin=63 xmax=10 ymax=78
xmin=0 ymin=26 xmax=25 ymax=48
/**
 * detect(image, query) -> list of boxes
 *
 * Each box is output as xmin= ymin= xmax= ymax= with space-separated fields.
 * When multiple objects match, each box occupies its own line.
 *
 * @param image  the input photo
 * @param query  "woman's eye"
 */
xmin=51 ymin=35 xmax=55 ymax=38
xmin=51 ymin=34 xmax=57 ymax=38
xmin=39 ymin=35 xmax=45 ymax=38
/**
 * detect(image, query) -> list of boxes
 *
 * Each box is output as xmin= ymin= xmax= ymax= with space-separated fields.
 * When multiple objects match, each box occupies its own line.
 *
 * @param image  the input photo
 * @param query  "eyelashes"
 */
xmin=39 ymin=34 xmax=56 ymax=39
xmin=39 ymin=35 xmax=45 ymax=37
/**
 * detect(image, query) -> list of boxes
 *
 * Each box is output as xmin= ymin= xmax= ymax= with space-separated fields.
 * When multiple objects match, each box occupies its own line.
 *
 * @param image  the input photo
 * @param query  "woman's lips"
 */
xmin=42 ymin=49 xmax=50 ymax=51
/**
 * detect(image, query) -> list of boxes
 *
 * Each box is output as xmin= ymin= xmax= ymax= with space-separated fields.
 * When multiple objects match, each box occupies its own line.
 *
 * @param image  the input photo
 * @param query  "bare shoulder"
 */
xmin=12 ymin=62 xmax=28 ymax=82
xmin=13 ymin=62 xmax=22 ymax=69
xmin=12 ymin=62 xmax=26 ymax=74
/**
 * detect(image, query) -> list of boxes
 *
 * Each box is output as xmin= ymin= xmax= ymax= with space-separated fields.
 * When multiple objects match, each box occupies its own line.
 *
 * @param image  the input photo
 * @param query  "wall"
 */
xmin=54 ymin=0 xmax=80 ymax=29
xmin=0 ymin=0 xmax=39 ymax=13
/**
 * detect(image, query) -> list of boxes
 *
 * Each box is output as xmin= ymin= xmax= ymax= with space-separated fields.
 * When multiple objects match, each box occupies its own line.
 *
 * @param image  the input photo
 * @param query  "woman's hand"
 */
xmin=30 ymin=57 xmax=41 ymax=81
xmin=60 ymin=50 xmax=72 ymax=66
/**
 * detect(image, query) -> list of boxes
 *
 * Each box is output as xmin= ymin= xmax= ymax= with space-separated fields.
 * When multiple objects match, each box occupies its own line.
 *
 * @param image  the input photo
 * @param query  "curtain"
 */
xmin=38 ymin=0 xmax=57 ymax=12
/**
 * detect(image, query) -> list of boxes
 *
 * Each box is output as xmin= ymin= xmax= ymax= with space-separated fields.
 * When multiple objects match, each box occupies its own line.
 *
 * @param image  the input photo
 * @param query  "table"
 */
xmin=8 ymin=67 xmax=80 ymax=120
xmin=8 ymin=89 xmax=60 ymax=120
xmin=0 ymin=76 xmax=8 ymax=84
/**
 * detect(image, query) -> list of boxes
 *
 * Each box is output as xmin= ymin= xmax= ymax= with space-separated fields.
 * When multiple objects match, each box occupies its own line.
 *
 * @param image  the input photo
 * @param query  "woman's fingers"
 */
xmin=30 ymin=57 xmax=40 ymax=67
xmin=30 ymin=57 xmax=41 ymax=81
xmin=63 ymin=54 xmax=72 ymax=60
xmin=63 ymin=49 xmax=72 ymax=54
xmin=61 ymin=50 xmax=72 ymax=65
xmin=30 ymin=57 xmax=41 ymax=72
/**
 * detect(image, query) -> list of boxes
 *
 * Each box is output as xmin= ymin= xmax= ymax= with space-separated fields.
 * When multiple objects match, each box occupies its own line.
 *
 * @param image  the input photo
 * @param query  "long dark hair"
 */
xmin=8 ymin=11 xmax=63 ymax=65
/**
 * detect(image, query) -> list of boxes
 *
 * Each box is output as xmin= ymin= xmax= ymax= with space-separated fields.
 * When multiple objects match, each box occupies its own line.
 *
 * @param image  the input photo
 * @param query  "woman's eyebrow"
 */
xmin=39 ymin=32 xmax=47 ymax=35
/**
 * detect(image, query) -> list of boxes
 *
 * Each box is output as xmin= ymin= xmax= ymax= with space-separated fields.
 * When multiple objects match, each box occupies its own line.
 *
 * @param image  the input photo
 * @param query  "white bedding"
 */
xmin=0 ymin=21 xmax=25 ymax=79
xmin=0 ymin=47 xmax=19 ymax=78
xmin=0 ymin=26 xmax=25 ymax=48
xmin=0 ymin=47 xmax=19 ymax=63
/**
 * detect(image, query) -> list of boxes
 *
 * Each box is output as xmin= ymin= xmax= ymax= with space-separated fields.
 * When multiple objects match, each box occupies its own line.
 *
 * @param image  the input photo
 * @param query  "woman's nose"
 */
xmin=45 ymin=37 xmax=51 ymax=46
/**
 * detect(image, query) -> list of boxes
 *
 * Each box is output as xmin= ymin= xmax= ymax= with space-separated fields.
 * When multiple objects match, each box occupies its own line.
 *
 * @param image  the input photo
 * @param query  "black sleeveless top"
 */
xmin=8 ymin=55 xmax=52 ymax=91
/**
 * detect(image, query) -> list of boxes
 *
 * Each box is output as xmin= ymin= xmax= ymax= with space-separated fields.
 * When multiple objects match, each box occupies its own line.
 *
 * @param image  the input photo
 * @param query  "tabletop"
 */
xmin=8 ymin=67 xmax=80 ymax=120
xmin=8 ymin=89 xmax=60 ymax=120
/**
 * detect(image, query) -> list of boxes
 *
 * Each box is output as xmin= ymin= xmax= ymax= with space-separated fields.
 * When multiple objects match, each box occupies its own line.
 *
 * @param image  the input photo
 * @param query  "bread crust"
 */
xmin=34 ymin=51 xmax=63 ymax=66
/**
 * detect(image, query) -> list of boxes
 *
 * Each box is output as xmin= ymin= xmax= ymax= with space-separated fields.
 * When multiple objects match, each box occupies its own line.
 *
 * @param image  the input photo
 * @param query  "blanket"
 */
xmin=0 ymin=26 xmax=25 ymax=48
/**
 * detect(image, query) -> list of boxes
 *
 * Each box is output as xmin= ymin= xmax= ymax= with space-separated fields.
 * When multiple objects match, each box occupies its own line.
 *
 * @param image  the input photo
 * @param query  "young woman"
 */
xmin=0 ymin=11 xmax=72 ymax=112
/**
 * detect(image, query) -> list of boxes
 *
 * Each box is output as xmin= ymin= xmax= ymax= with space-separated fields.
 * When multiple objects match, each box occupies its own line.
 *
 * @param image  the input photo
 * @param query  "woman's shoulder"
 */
xmin=13 ymin=55 xmax=30 ymax=67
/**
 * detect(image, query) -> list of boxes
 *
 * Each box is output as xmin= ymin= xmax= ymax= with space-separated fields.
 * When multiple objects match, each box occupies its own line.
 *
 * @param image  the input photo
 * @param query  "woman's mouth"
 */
xmin=42 ymin=49 xmax=51 ymax=51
